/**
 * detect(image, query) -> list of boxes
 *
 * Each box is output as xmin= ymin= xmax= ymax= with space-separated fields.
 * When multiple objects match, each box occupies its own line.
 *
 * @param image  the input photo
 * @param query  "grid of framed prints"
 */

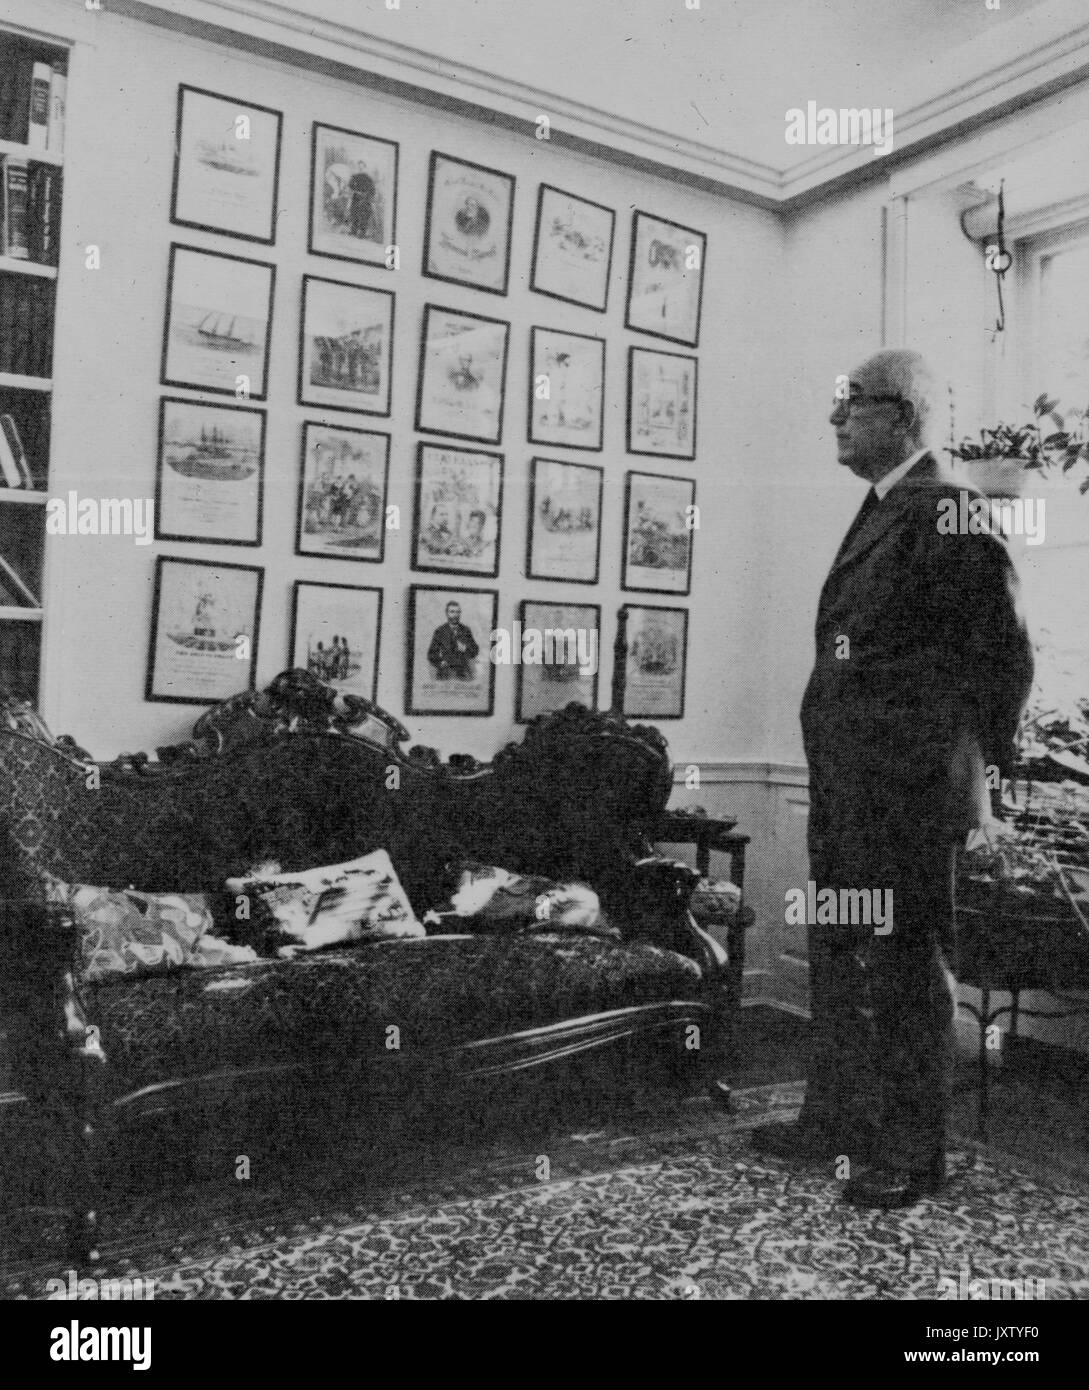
xmin=515 ymin=600 xmax=600 ymax=723
xmin=152 ymin=85 xmax=711 ymax=728
xmin=290 ymin=580 xmax=382 ymax=702
xmin=415 ymin=305 xmax=510 ymax=445
xmin=527 ymin=327 xmax=605 ymax=451
xmin=161 ymin=244 xmax=275 ymax=400
xmin=296 ymin=423 xmax=390 ymax=564
xmin=146 ymin=556 xmax=263 ymax=704
xmin=618 ymin=604 xmax=688 ymax=720
xmin=412 ymin=443 xmax=504 ymax=579
xmin=423 ymin=153 xmax=514 ymax=296
xmin=526 ymin=458 xmax=603 ymax=585
xmin=309 ymin=123 xmax=398 ymax=267
xmin=155 ymin=398 xmax=265 ymax=547
xmin=627 ymin=346 xmax=697 ymax=460
xmin=625 ymin=211 xmax=706 ymax=347
xmin=171 ymin=86 xmax=283 ymax=245
xmin=622 ymin=472 xmax=695 ymax=596
xmin=530 ymin=185 xmax=615 ymax=313
xmin=406 ymin=586 xmax=497 ymax=717
xmin=298 ymin=276 xmax=394 ymax=416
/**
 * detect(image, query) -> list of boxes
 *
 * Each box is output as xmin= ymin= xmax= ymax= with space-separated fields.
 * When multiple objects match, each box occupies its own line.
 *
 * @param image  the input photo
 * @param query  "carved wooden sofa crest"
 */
xmin=0 ymin=669 xmax=729 ymax=1265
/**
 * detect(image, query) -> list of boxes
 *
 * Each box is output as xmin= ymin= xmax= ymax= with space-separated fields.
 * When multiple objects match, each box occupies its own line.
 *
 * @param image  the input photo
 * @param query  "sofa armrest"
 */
xmin=0 ymin=901 xmax=107 ymax=1102
xmin=619 ymin=856 xmax=710 ymax=958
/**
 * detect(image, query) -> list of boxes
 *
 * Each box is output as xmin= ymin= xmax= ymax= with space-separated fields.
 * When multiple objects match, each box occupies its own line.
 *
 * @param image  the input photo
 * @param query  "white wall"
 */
xmin=25 ymin=2 xmax=787 ymax=764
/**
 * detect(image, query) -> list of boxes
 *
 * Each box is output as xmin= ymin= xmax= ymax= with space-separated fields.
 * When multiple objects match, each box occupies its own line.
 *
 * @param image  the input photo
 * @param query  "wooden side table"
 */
xmin=652 ymin=810 xmax=753 ymax=1013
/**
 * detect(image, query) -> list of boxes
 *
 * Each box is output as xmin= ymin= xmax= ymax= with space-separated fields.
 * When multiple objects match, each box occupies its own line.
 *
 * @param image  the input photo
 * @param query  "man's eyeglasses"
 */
xmin=831 ymin=391 xmax=904 ymax=417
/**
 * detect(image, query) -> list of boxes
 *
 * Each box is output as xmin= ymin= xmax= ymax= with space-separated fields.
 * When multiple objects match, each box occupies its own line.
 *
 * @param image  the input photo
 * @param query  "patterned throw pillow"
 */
xmin=225 ymin=849 xmax=425 ymax=958
xmin=43 ymin=879 xmax=225 ymax=984
xmin=423 ymin=862 xmax=619 ymax=939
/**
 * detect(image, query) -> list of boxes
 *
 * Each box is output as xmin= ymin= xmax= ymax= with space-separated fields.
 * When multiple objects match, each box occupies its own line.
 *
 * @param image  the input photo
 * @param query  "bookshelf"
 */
xmin=0 ymin=24 xmax=65 ymax=706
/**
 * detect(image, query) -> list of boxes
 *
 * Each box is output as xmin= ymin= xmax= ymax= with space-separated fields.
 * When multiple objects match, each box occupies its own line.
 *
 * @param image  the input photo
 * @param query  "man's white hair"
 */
xmin=857 ymin=348 xmax=940 ymax=447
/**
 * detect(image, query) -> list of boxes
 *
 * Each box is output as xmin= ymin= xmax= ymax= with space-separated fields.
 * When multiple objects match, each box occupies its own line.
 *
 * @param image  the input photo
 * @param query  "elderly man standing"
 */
xmin=754 ymin=349 xmax=1034 ymax=1207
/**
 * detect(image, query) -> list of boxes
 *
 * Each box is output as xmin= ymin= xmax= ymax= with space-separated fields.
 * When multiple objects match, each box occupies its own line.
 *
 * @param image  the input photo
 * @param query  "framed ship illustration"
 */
xmin=146 ymin=555 xmax=263 ymax=704
xmin=155 ymin=397 xmax=266 ymax=546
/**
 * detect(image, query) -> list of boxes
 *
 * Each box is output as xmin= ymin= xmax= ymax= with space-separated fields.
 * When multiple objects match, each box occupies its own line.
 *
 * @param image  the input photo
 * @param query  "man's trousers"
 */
xmin=797 ymin=844 xmax=957 ymax=1171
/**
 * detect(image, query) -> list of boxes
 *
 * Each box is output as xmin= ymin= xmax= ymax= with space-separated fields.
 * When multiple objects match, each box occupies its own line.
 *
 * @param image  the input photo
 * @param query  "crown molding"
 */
xmin=106 ymin=0 xmax=784 ymax=208
xmin=69 ymin=0 xmax=1089 ymax=212
xmin=778 ymin=9 xmax=1089 ymax=208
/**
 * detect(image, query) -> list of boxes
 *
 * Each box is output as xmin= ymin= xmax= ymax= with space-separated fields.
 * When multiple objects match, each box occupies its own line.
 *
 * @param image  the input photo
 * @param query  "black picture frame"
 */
xmin=308 ymin=121 xmax=399 ymax=268
xmin=145 ymin=554 xmax=263 ymax=706
xmin=530 ymin=183 xmax=616 ymax=314
xmin=154 ymin=396 xmax=266 ymax=548
xmin=515 ymin=599 xmax=601 ymax=724
xmin=170 ymin=84 xmax=283 ymax=246
xmin=527 ymin=326 xmax=605 ymax=452
xmin=621 ymin=470 xmax=695 ymax=596
xmin=617 ymin=603 xmax=688 ymax=720
xmin=290 ymin=579 xmax=383 ymax=703
xmin=626 ymin=344 xmax=698 ymax=461
xmin=405 ymin=584 xmax=498 ymax=717
xmin=161 ymin=243 xmax=276 ymax=401
xmin=412 ymin=442 xmax=504 ymax=579
xmin=625 ymin=210 xmax=706 ymax=348
xmin=422 ymin=151 xmax=515 ymax=297
xmin=526 ymin=457 xmax=604 ymax=585
xmin=415 ymin=303 xmax=510 ymax=445
xmin=297 ymin=275 xmax=395 ymax=417
xmin=296 ymin=422 xmax=390 ymax=564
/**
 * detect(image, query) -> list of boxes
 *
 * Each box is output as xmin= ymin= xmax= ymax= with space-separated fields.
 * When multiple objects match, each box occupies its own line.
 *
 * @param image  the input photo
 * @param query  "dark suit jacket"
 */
xmin=801 ymin=454 xmax=1033 ymax=874
xmin=427 ymin=621 xmax=479 ymax=679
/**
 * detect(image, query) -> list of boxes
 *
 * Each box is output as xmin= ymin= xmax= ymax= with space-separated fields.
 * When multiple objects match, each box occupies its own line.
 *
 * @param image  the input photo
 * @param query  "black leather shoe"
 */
xmin=751 ymin=1122 xmax=869 ymax=1167
xmin=842 ymin=1162 xmax=945 ymax=1208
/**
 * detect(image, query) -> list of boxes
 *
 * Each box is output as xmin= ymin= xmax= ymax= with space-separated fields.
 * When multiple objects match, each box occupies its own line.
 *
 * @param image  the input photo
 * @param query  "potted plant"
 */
xmin=946 ymin=395 xmax=1089 ymax=497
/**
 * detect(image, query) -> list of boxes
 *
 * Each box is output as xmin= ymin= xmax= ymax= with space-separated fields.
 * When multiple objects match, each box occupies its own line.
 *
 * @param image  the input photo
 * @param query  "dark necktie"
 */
xmin=843 ymin=486 xmax=880 ymax=545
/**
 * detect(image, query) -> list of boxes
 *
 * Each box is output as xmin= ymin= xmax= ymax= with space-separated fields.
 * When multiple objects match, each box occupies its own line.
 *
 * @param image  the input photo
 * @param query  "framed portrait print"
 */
xmin=155 ymin=397 xmax=265 ymax=547
xmin=423 ymin=152 xmax=514 ymax=296
xmin=406 ymin=585 xmax=497 ymax=717
xmin=161 ymin=244 xmax=275 ymax=400
xmin=618 ymin=604 xmax=688 ymax=720
xmin=296 ymin=422 xmax=390 ymax=563
xmin=290 ymin=580 xmax=382 ymax=702
xmin=309 ymin=123 xmax=398 ymax=267
xmin=625 ymin=211 xmax=706 ymax=347
xmin=530 ymin=184 xmax=615 ymax=313
xmin=622 ymin=471 xmax=695 ymax=596
xmin=298 ymin=276 xmax=394 ymax=416
xmin=515 ymin=600 xmax=600 ymax=723
xmin=146 ymin=555 xmax=262 ymax=705
xmin=526 ymin=457 xmax=603 ymax=585
xmin=171 ymin=85 xmax=282 ymax=244
xmin=528 ymin=327 xmax=605 ymax=452
xmin=415 ymin=305 xmax=509 ymax=445
xmin=627 ymin=346 xmax=698 ymax=460
xmin=412 ymin=443 xmax=504 ymax=579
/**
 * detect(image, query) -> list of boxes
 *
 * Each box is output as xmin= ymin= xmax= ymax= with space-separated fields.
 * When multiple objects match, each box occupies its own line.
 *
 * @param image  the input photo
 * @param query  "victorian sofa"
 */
xmin=0 ymin=669 xmax=737 ymax=1265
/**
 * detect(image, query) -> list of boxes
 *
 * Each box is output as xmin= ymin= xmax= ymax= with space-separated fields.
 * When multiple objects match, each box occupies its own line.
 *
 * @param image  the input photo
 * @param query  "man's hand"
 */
xmin=947 ymin=729 xmax=993 ymax=836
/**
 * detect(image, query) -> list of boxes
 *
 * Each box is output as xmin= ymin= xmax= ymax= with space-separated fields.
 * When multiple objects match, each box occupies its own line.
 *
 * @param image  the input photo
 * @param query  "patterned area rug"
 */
xmin=4 ymin=1081 xmax=1088 ymax=1299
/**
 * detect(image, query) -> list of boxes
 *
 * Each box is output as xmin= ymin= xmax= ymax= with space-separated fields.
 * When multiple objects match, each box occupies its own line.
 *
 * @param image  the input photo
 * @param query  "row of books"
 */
xmin=1 ymin=156 xmax=62 ymax=265
xmin=0 ymin=42 xmax=66 ymax=154
xmin=0 ymin=274 xmax=55 ymax=378
xmin=0 ymin=494 xmax=42 ymax=607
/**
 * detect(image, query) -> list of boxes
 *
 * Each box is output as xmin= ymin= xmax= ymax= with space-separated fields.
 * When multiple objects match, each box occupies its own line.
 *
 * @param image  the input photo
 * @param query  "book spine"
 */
xmin=3 ymin=157 xmax=29 ymax=260
xmin=1 ymin=414 xmax=33 ymax=487
xmin=27 ymin=62 xmax=51 ymax=155
xmin=25 ymin=161 xmax=40 ymax=264
xmin=0 ymin=273 xmax=10 ymax=374
xmin=47 ymin=67 xmax=65 ymax=156
xmin=0 ymin=415 xmax=21 ymax=487
xmin=0 ymin=546 xmax=41 ymax=609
